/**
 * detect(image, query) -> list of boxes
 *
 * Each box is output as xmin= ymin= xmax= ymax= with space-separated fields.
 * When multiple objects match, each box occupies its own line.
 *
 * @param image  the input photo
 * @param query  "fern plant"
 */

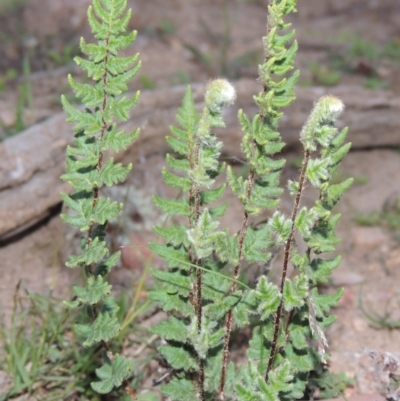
xmin=150 ymin=0 xmax=352 ymax=400
xmin=60 ymin=0 xmax=140 ymax=398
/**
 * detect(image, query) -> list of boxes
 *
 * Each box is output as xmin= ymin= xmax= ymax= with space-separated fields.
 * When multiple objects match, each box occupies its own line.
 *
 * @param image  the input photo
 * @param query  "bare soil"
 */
xmin=1 ymin=0 xmax=400 ymax=398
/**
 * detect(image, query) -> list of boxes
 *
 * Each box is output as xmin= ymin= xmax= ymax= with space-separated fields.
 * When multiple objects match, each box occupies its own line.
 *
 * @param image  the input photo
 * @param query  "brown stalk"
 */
xmin=285 ymin=247 xmax=311 ymax=336
xmin=265 ymin=149 xmax=310 ymax=381
xmin=219 ymin=2 xmax=274 ymax=394
xmin=188 ymin=135 xmax=205 ymax=400
xmin=218 ymin=168 xmax=255 ymax=401
xmin=87 ymin=37 xmax=109 ymax=256
xmin=84 ymin=36 xmax=137 ymax=400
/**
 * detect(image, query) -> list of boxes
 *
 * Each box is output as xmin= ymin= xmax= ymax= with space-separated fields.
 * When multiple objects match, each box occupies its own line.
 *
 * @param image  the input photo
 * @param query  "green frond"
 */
xmin=205 ymin=355 xmax=236 ymax=395
xmin=242 ymin=225 xmax=273 ymax=263
xmin=287 ymin=179 xmax=300 ymax=197
xmin=66 ymin=142 xmax=100 ymax=169
xmin=331 ymin=127 xmax=349 ymax=148
xmin=306 ymin=158 xmax=331 ymax=188
xmin=107 ymin=53 xmax=139 ymax=75
xmin=61 ymin=97 xmax=103 ymax=134
xmin=255 ymin=277 xmax=282 ymax=321
xmin=75 ymin=312 xmax=120 ymax=347
xmin=106 ymin=91 xmax=140 ymax=121
xmin=268 ymin=211 xmax=292 ymax=245
xmin=208 ymin=202 xmax=228 ymax=218
xmin=188 ymin=317 xmax=225 ymax=359
xmin=226 ymin=165 xmax=244 ymax=197
xmin=61 ymin=166 xmax=96 ymax=192
xmin=200 ymin=184 xmax=226 ymax=205
xmin=102 ymin=126 xmax=139 ymax=152
xmin=272 ymin=40 xmax=298 ymax=75
xmin=108 ymin=30 xmax=137 ymax=51
xmin=92 ymin=0 xmax=111 ymax=23
xmin=274 ymin=29 xmax=296 ymax=48
xmin=311 ymin=288 xmax=343 ymax=318
xmin=106 ymin=65 xmax=141 ymax=95
xmin=79 ymin=38 xmax=107 ymax=62
xmin=166 ymin=153 xmax=190 ymax=171
xmin=267 ymin=360 xmax=294 ymax=394
xmin=159 ymin=345 xmax=198 ymax=372
xmin=61 ymin=0 xmax=140 ymax=395
xmin=236 ymin=382 xmax=262 ymax=401
xmin=174 ymin=86 xmax=200 ymax=136
xmin=60 ymin=192 xmax=89 ymax=216
xmin=306 ymin=256 xmax=342 ymax=284
xmin=247 ymin=326 xmax=273 ymax=365
xmin=68 ymin=75 xmax=104 ymax=106
xmin=232 ymin=290 xmax=258 ymax=327
xmin=323 ymin=177 xmax=353 ymax=209
xmin=251 ymin=156 xmax=286 ymax=176
xmin=306 ymin=213 xmax=341 ymax=253
xmin=162 ymin=167 xmax=192 ymax=191
xmin=150 ymin=267 xmax=192 ymax=296
xmin=95 ymin=251 xmax=121 ymax=276
xmin=151 ymin=317 xmax=189 ymax=343
xmin=87 ymin=5 xmax=106 ymax=38
xmin=201 ymin=270 xmax=232 ymax=301
xmin=283 ymin=344 xmax=315 ymax=373
xmin=289 ymin=321 xmax=309 ymax=350
xmin=149 ymin=243 xmax=190 ymax=269
xmin=294 ymin=207 xmax=318 ymax=238
xmin=91 ymin=197 xmax=123 ymax=225
xmin=283 ymin=275 xmax=308 ymax=311
xmin=65 ymin=275 xmax=112 ymax=308
xmin=161 ymin=378 xmax=197 ymax=401
xmin=187 ymin=208 xmax=222 ymax=259
xmin=91 ymin=354 xmax=131 ymax=394
xmin=66 ymin=237 xmax=108 ymax=267
xmin=148 ymin=289 xmax=193 ymax=316
xmin=153 ymin=195 xmax=191 ymax=216
xmin=214 ymin=230 xmax=239 ymax=264
xmin=95 ymin=158 xmax=131 ymax=187
xmin=154 ymin=224 xmax=190 ymax=247
xmin=314 ymin=125 xmax=337 ymax=148
xmin=204 ymin=292 xmax=242 ymax=321
xmin=326 ymin=142 xmax=352 ymax=168
xmin=166 ymin=135 xmax=189 ymax=156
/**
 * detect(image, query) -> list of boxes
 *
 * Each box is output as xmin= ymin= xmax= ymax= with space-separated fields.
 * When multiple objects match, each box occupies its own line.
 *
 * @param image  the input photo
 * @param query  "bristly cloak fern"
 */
xmin=60 ymin=0 xmax=140 ymax=397
xmin=149 ymin=79 xmax=238 ymax=401
xmin=151 ymin=0 xmax=352 ymax=400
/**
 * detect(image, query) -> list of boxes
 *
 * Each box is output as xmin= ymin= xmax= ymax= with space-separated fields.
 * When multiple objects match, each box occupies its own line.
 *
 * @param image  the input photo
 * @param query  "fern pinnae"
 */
xmin=150 ymin=79 xmax=236 ymax=401
xmin=219 ymin=0 xmax=299 ymax=398
xmin=61 ymin=0 xmax=140 ymax=398
xmin=55 ymin=0 xmax=353 ymax=398
xmin=193 ymin=79 xmax=236 ymax=401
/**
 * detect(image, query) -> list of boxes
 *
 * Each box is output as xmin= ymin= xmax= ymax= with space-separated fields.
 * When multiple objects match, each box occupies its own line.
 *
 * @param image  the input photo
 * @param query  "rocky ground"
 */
xmin=0 ymin=0 xmax=400 ymax=399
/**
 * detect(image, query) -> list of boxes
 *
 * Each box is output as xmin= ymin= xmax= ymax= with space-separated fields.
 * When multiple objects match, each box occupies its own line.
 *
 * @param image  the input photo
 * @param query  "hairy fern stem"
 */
xmin=266 ymin=149 xmax=311 ymax=379
xmin=219 ymin=161 xmax=256 ymax=401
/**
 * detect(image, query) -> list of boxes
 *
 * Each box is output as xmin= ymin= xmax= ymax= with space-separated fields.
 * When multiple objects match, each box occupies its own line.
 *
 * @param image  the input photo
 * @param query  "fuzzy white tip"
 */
xmin=217 ymin=79 xmax=236 ymax=105
xmin=324 ymin=95 xmax=345 ymax=114
xmin=205 ymin=79 xmax=236 ymax=113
